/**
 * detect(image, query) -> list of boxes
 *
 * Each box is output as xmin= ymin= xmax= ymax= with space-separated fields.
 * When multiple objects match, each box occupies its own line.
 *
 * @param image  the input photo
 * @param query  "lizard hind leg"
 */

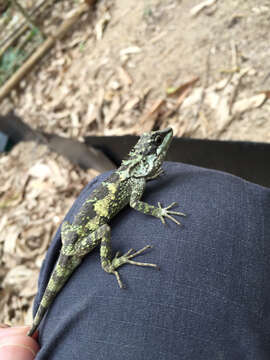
xmin=100 ymin=229 xmax=158 ymax=288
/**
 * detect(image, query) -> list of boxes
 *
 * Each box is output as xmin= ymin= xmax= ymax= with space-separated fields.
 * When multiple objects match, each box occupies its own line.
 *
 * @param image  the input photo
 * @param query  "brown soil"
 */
xmin=2 ymin=0 xmax=270 ymax=141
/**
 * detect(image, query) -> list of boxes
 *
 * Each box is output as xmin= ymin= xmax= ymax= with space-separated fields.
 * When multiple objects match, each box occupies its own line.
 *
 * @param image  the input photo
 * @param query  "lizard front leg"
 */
xmin=130 ymin=178 xmax=186 ymax=225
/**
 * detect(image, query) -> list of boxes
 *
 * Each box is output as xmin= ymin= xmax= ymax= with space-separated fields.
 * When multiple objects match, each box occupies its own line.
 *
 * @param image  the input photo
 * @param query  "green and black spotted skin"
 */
xmin=28 ymin=127 xmax=185 ymax=337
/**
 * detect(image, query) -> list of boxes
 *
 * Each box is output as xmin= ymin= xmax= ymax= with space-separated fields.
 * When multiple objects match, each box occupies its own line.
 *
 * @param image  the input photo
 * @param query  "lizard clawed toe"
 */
xmin=113 ymin=270 xmax=123 ymax=288
xmin=110 ymin=245 xmax=158 ymax=288
xmin=158 ymin=202 xmax=186 ymax=226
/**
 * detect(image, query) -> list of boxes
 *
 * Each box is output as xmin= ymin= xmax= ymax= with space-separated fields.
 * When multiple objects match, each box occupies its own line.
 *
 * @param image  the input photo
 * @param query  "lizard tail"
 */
xmin=27 ymin=279 xmax=65 ymax=337
xmin=27 ymin=303 xmax=47 ymax=336
xmin=27 ymin=255 xmax=81 ymax=337
xmin=27 ymin=279 xmax=63 ymax=337
xmin=27 ymin=274 xmax=61 ymax=337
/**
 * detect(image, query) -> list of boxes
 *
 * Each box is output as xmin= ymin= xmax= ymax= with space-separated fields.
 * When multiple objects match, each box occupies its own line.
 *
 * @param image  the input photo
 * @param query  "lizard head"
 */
xmin=122 ymin=127 xmax=173 ymax=179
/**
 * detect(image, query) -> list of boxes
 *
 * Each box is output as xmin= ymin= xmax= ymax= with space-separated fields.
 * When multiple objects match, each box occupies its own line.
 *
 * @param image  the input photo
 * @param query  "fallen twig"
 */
xmin=0 ymin=2 xmax=95 ymax=103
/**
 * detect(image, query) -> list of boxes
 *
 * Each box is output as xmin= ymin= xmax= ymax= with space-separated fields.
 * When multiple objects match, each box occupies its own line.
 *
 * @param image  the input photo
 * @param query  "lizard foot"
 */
xmin=147 ymin=167 xmax=164 ymax=181
xmin=157 ymin=202 xmax=186 ymax=226
xmin=110 ymin=245 xmax=158 ymax=288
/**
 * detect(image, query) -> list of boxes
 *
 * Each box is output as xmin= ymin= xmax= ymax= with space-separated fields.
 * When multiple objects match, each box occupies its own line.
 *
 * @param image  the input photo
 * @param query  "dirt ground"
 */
xmin=0 ymin=0 xmax=270 ymax=326
xmin=2 ymin=0 xmax=270 ymax=141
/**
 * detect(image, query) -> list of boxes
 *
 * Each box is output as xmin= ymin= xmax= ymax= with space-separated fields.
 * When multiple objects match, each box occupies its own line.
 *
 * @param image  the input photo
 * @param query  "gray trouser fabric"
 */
xmin=34 ymin=162 xmax=270 ymax=359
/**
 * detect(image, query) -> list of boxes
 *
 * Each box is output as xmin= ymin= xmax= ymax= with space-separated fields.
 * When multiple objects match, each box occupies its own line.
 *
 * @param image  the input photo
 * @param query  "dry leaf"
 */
xmin=166 ymin=77 xmax=199 ymax=97
xmin=28 ymin=163 xmax=51 ymax=179
xmin=120 ymin=46 xmax=142 ymax=57
xmin=215 ymin=68 xmax=249 ymax=131
xmin=104 ymin=95 xmax=123 ymax=126
xmin=232 ymin=94 xmax=266 ymax=114
xmin=3 ymin=225 xmax=20 ymax=255
xmin=190 ymin=0 xmax=217 ymax=17
xmin=95 ymin=11 xmax=111 ymax=40
xmin=118 ymin=67 xmax=133 ymax=87
xmin=139 ymin=98 xmax=166 ymax=132
xmin=164 ymin=86 xmax=193 ymax=118
xmin=3 ymin=266 xmax=37 ymax=297
xmin=260 ymin=90 xmax=270 ymax=99
xmin=124 ymin=97 xmax=141 ymax=111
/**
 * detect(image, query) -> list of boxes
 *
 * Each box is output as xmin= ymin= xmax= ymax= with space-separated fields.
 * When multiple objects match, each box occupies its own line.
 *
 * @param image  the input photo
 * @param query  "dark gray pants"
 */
xmin=34 ymin=162 xmax=270 ymax=359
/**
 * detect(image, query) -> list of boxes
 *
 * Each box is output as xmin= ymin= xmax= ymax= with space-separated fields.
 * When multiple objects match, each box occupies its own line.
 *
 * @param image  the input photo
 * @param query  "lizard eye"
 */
xmin=155 ymin=135 xmax=162 ymax=145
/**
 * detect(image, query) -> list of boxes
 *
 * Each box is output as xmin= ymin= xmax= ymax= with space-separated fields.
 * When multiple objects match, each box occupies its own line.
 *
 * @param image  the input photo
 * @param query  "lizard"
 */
xmin=27 ymin=127 xmax=185 ymax=337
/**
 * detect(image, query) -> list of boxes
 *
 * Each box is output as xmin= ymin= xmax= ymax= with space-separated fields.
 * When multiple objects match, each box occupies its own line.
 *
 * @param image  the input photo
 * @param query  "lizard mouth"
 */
xmin=157 ymin=127 xmax=173 ymax=156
